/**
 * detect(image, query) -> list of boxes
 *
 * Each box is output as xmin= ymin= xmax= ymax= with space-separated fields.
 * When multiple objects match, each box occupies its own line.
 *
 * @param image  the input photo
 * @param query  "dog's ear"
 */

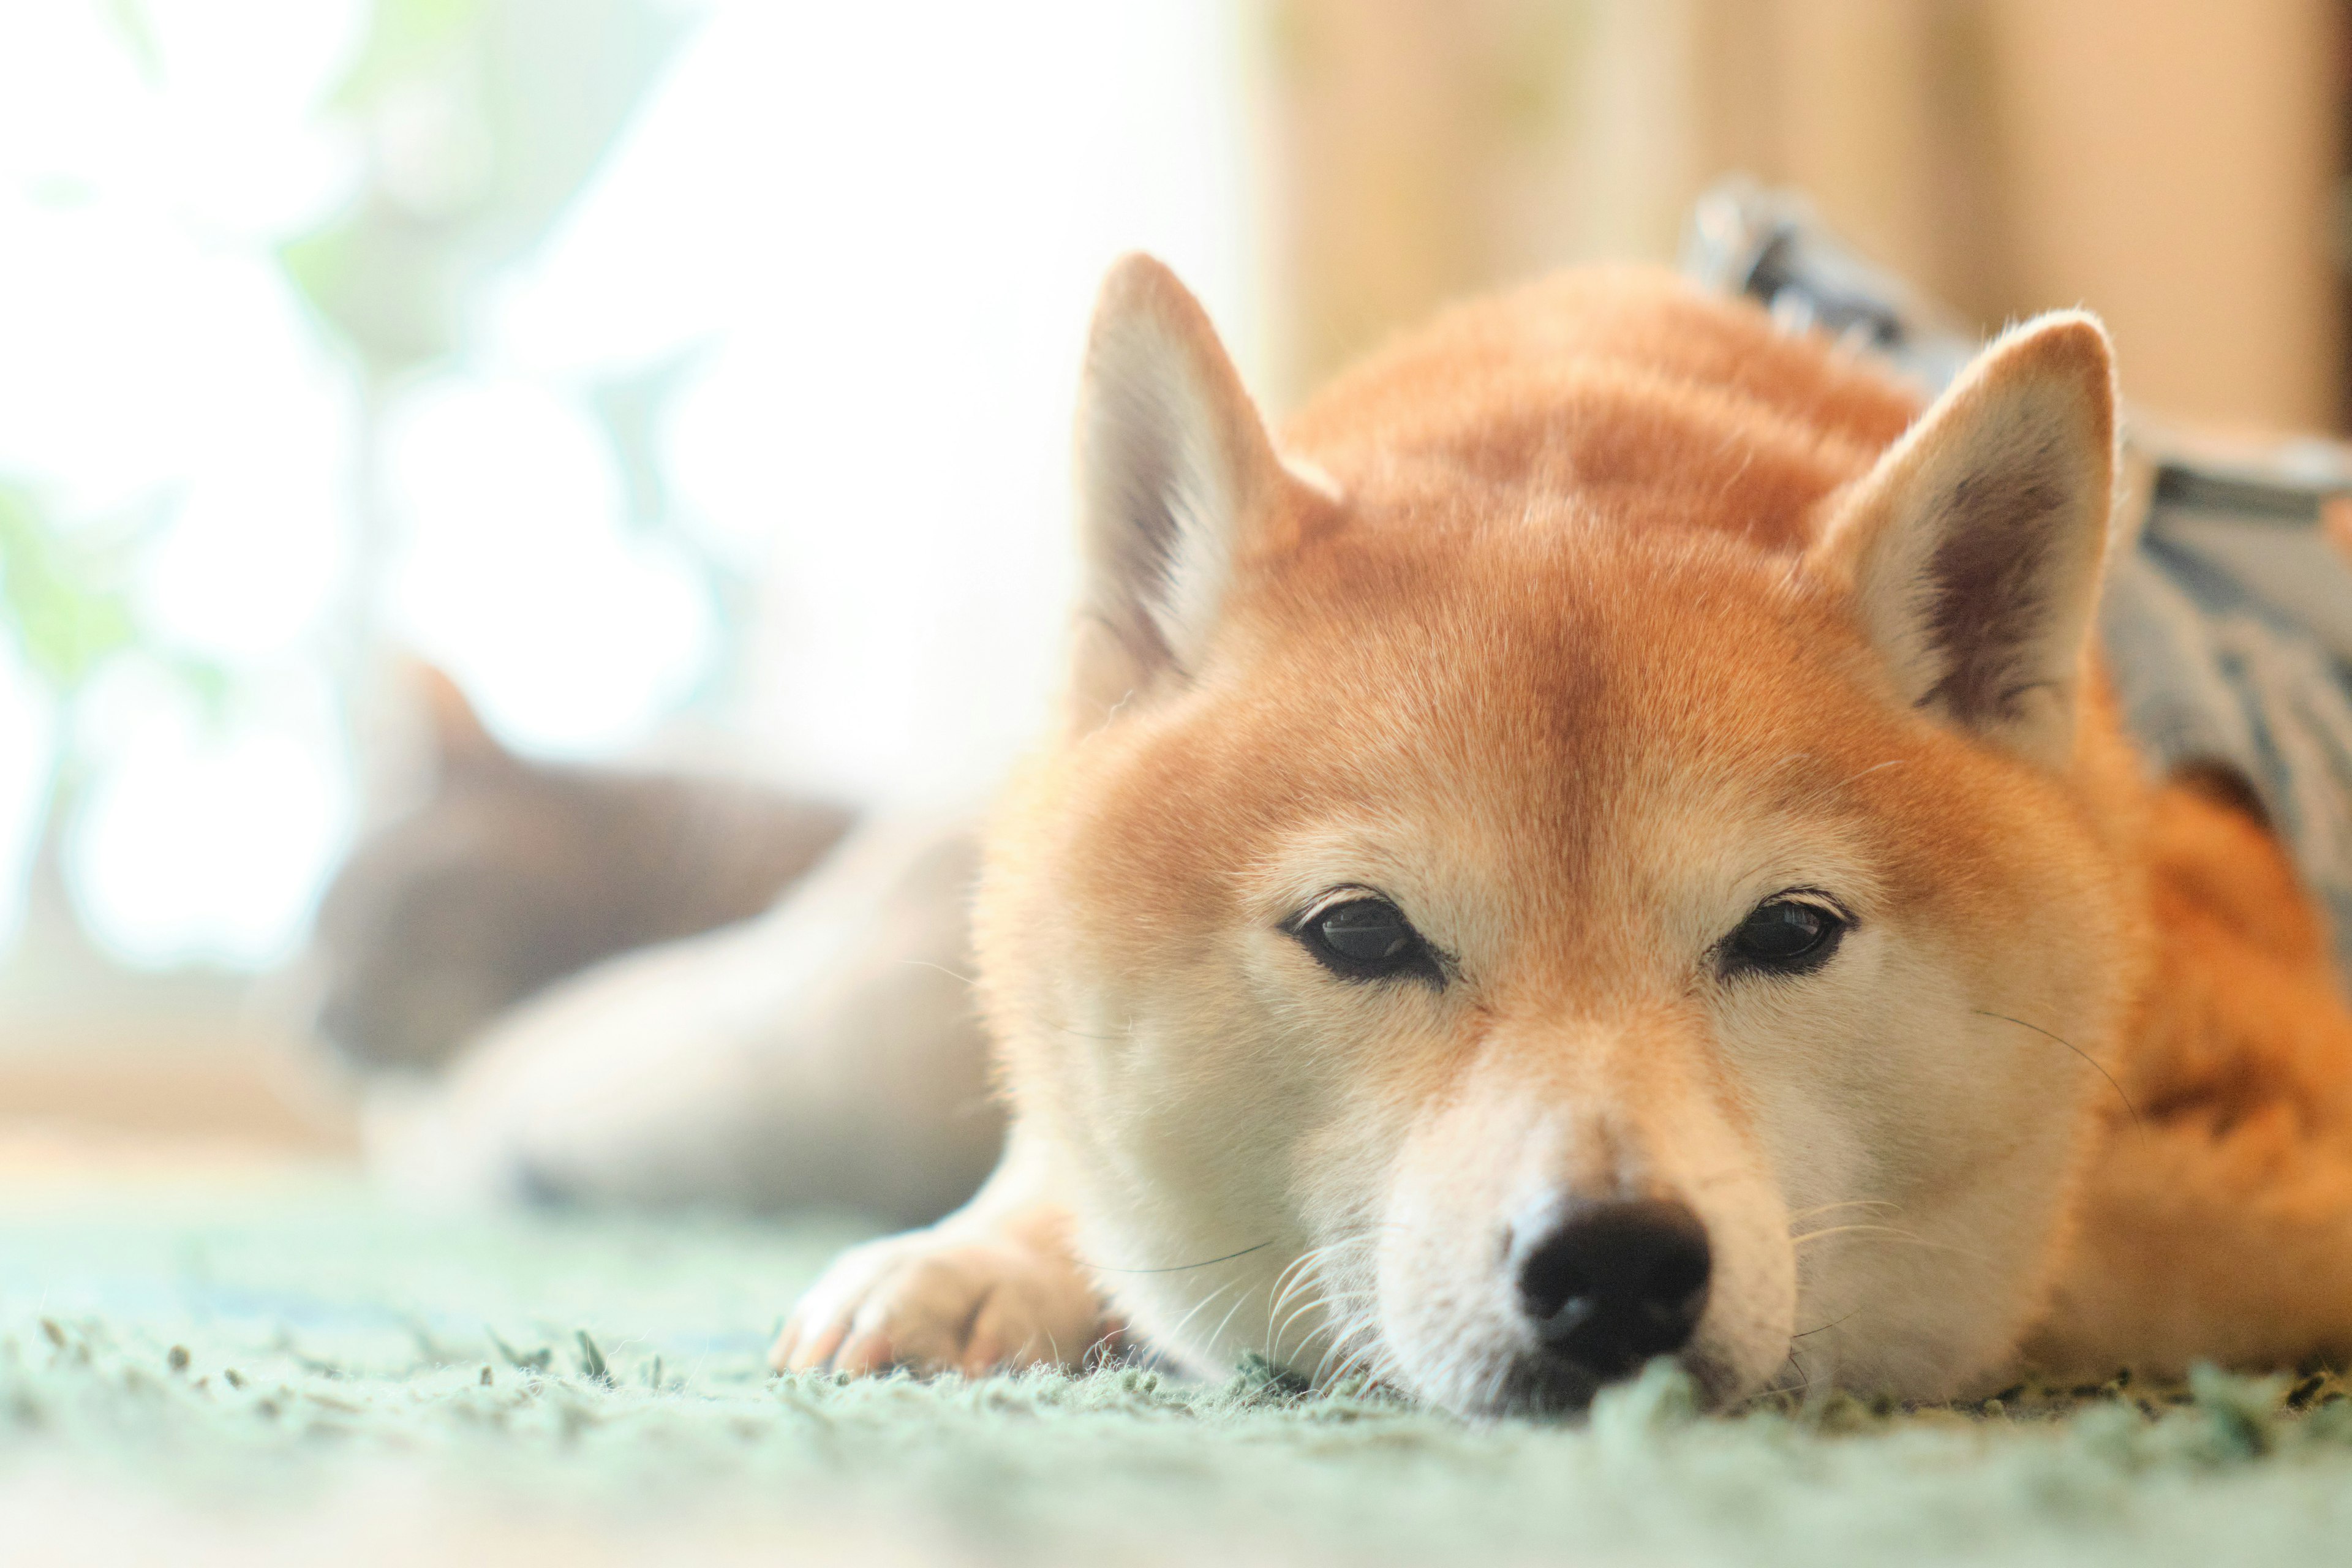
xmin=1810 ymin=312 xmax=2117 ymax=771
xmin=1069 ymin=254 xmax=1286 ymax=723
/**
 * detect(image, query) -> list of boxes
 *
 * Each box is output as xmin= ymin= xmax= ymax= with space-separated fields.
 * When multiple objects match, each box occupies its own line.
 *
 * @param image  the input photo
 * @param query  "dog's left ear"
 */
xmin=1068 ymin=254 xmax=1289 ymax=725
xmin=1811 ymin=312 xmax=2117 ymax=771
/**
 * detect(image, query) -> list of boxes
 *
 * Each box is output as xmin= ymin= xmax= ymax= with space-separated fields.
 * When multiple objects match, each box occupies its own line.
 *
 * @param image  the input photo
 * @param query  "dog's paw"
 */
xmin=769 ymin=1226 xmax=1102 ymax=1378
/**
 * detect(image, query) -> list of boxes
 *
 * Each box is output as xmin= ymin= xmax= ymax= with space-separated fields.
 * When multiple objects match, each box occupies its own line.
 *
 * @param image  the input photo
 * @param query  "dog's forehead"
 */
xmin=1239 ymin=518 xmax=1874 ymax=780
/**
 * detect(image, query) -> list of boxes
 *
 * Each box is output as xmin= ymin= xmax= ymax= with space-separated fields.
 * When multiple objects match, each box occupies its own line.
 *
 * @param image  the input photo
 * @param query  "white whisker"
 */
xmin=1784 ymin=1199 xmax=1901 ymax=1226
xmin=1791 ymin=1222 xmax=1996 ymax=1267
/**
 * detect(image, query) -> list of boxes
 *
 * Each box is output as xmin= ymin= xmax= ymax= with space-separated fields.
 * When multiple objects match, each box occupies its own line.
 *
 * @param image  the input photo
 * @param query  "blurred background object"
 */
xmin=304 ymin=665 xmax=852 ymax=1077
xmin=1265 ymin=0 xmax=2344 ymax=426
xmin=1 ymin=0 xmax=2345 ymax=1168
xmin=0 ymin=0 xmax=1252 ymax=1164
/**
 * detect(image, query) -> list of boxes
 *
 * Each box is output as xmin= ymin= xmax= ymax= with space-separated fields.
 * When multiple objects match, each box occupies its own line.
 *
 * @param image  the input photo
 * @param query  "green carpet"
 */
xmin=9 ymin=1180 xmax=2352 ymax=1565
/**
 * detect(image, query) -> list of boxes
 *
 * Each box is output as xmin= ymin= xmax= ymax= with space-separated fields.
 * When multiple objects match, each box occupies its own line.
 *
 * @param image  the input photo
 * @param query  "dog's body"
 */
xmin=771 ymin=260 xmax=2352 ymax=1415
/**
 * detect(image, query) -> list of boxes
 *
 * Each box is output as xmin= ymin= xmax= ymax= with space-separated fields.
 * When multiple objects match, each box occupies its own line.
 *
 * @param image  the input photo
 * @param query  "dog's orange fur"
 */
xmin=2032 ymin=783 xmax=2352 ymax=1372
xmin=782 ymin=263 xmax=2352 ymax=1408
xmin=1284 ymin=273 xmax=2352 ymax=1375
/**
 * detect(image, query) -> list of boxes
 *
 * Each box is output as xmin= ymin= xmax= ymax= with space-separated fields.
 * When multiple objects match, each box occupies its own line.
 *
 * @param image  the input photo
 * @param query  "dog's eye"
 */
xmin=1722 ymin=895 xmax=1848 ymax=978
xmin=1293 ymin=895 xmax=1443 ymax=986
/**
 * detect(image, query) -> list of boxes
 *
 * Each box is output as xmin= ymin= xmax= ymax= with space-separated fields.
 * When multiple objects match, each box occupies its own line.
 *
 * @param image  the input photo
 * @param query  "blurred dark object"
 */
xmin=1681 ymin=178 xmax=1976 ymax=392
xmin=307 ymin=667 xmax=853 ymax=1072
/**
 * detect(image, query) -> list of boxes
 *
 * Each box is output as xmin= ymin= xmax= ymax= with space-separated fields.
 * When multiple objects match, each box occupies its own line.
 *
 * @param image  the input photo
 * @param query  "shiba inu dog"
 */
xmin=771 ymin=255 xmax=2352 ymax=1415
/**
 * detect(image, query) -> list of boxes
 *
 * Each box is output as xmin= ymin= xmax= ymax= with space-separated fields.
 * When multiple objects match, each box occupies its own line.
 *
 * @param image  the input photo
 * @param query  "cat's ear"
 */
xmin=1809 ymin=312 xmax=2118 ymax=771
xmin=1068 ymin=254 xmax=1293 ymax=723
xmin=410 ymin=661 xmax=511 ymax=785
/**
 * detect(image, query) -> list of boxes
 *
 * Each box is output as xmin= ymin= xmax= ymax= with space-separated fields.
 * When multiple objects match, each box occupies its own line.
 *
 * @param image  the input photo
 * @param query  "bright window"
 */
xmin=0 ymin=0 xmax=1256 ymax=972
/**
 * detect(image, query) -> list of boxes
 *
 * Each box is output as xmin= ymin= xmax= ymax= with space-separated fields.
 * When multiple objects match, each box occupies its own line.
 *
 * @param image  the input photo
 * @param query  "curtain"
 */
xmin=1258 ymin=0 xmax=2345 ymax=432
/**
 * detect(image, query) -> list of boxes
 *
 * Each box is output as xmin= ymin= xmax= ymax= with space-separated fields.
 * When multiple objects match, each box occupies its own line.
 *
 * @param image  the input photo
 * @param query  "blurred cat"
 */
xmin=364 ymin=806 xmax=1003 ymax=1226
xmin=306 ymin=665 xmax=1001 ymax=1226
xmin=308 ymin=667 xmax=854 ymax=1072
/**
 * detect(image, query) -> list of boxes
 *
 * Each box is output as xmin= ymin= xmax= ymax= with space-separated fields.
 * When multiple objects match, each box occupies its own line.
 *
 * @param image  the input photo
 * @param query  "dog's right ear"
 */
xmin=1069 ymin=254 xmax=1286 ymax=725
xmin=1808 ymin=312 xmax=2117 ymax=772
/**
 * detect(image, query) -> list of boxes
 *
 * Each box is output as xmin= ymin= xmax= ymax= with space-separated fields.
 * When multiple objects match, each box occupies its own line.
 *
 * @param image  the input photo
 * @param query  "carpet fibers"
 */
xmin=6 ymin=1179 xmax=2352 ymax=1565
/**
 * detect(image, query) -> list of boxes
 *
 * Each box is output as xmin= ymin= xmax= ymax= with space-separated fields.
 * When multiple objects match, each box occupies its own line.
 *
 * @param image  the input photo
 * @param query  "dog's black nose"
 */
xmin=1515 ymin=1198 xmax=1711 ymax=1379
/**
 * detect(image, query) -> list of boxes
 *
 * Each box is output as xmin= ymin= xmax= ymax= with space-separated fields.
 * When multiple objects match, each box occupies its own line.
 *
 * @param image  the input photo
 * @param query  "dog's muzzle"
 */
xmin=1507 ymin=1196 xmax=1712 ymax=1406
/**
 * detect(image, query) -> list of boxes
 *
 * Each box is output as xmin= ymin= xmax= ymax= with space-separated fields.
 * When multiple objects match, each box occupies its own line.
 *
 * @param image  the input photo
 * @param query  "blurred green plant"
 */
xmin=282 ymin=0 xmax=690 ymax=379
xmin=0 ymin=485 xmax=141 ymax=696
xmin=0 ymin=483 xmax=233 ymax=723
xmin=1 ymin=0 xmax=739 ymax=971
xmin=279 ymin=0 xmax=752 ymax=711
xmin=0 ymin=480 xmax=232 ymax=965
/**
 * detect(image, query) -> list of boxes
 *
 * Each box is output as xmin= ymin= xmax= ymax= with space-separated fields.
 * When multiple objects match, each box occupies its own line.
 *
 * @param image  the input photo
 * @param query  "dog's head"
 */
xmin=978 ymin=258 xmax=2136 ymax=1415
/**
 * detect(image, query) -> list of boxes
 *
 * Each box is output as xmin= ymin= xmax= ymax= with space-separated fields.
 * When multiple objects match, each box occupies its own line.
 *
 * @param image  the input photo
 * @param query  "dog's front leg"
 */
xmin=768 ymin=1125 xmax=1104 ymax=1377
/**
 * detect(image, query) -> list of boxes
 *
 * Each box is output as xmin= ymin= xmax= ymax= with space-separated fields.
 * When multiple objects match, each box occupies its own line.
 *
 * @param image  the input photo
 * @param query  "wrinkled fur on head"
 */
xmin=974 ymin=258 xmax=2142 ymax=1415
xmin=306 ymin=665 xmax=854 ymax=1072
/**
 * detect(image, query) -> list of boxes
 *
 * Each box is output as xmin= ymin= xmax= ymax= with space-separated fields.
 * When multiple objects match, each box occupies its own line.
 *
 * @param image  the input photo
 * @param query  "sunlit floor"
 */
xmin=10 ymin=1149 xmax=2352 ymax=1567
